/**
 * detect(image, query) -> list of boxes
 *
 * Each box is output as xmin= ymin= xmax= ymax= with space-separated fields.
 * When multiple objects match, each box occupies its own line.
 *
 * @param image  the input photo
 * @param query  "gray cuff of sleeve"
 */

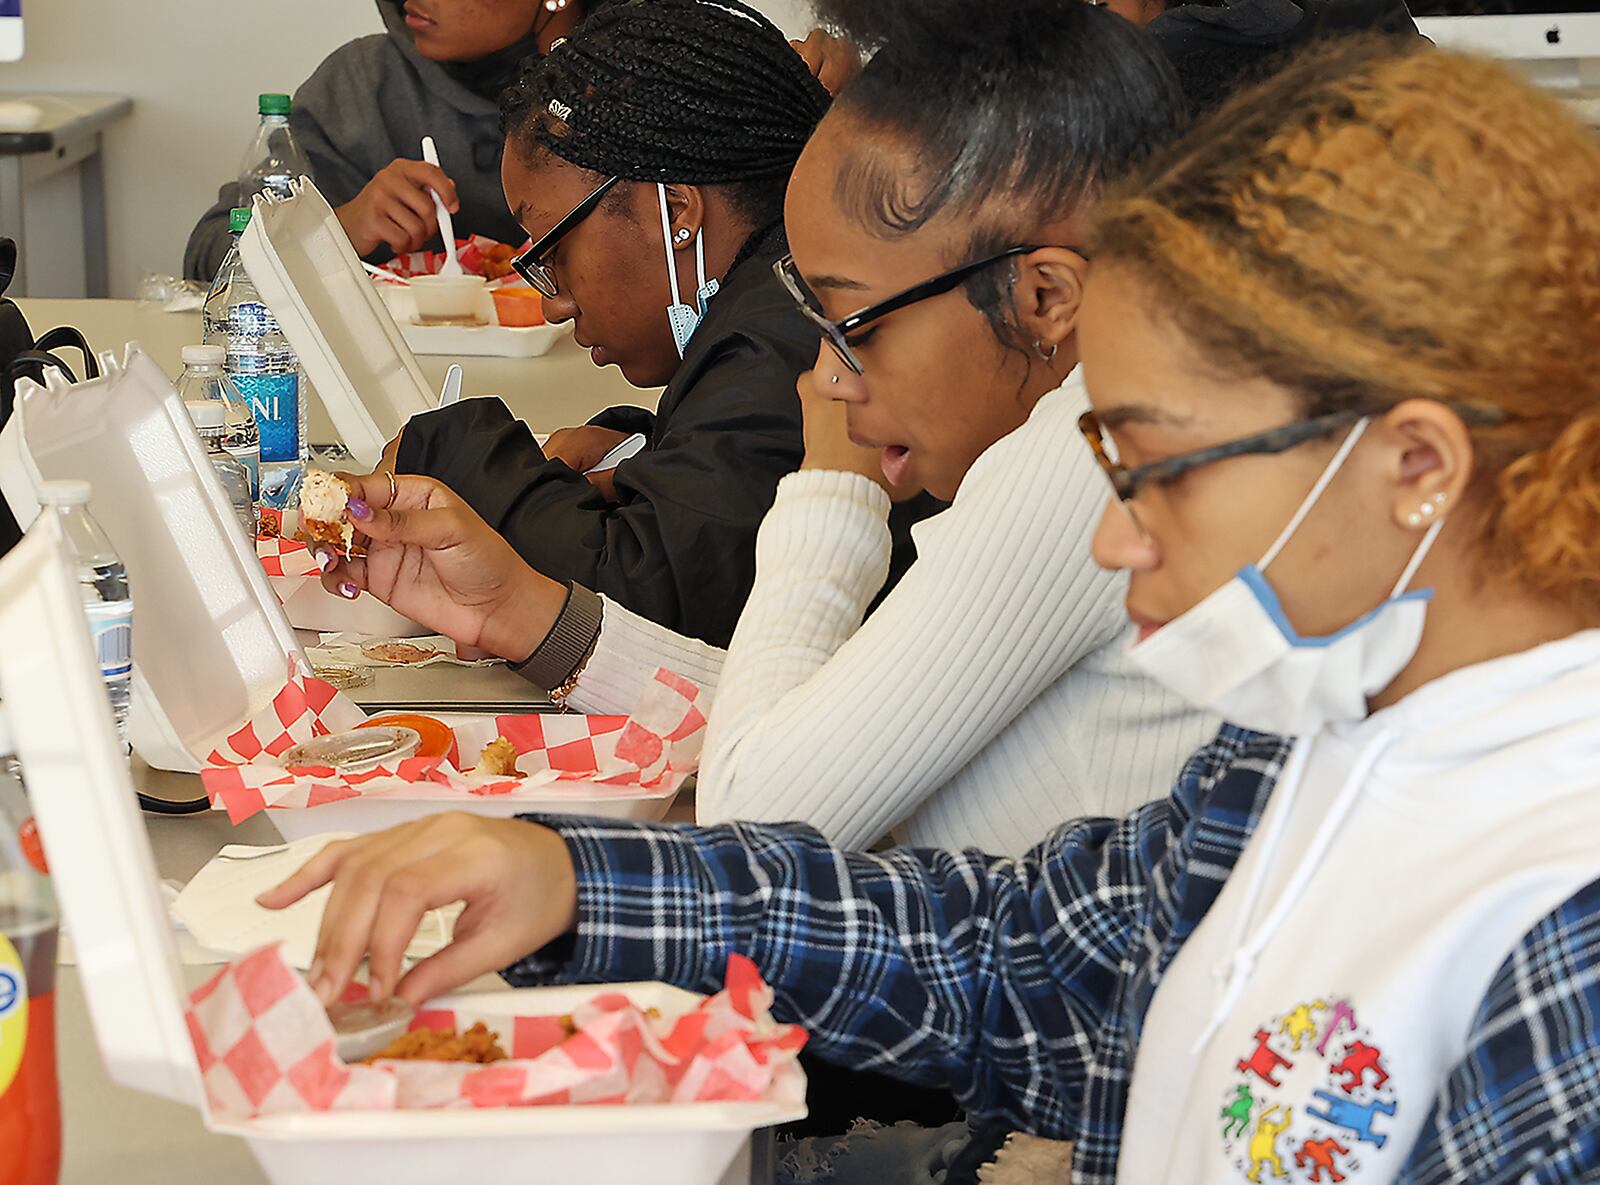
xmin=510 ymin=581 xmax=604 ymax=692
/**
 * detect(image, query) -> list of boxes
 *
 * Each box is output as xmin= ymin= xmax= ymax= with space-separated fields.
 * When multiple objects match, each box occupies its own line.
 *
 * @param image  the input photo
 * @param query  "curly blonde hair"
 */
xmin=1093 ymin=37 xmax=1600 ymax=620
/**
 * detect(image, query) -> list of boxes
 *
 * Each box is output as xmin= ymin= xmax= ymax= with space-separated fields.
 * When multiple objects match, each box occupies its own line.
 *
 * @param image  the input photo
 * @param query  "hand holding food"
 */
xmin=257 ymin=812 xmax=579 ymax=1005
xmin=309 ymin=471 xmax=569 ymax=664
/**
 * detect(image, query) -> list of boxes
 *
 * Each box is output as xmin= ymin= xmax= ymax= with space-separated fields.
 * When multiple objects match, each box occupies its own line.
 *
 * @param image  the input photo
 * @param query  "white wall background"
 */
xmin=2 ymin=0 xmax=811 ymax=297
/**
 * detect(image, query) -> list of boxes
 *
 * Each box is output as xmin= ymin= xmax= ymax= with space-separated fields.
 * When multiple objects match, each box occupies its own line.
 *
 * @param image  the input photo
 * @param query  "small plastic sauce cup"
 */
xmin=409 ymin=275 xmax=488 ymax=324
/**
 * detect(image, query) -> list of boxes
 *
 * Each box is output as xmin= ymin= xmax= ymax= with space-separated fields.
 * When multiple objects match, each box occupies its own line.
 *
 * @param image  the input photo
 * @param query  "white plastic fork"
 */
xmin=420 ymin=136 xmax=463 ymax=276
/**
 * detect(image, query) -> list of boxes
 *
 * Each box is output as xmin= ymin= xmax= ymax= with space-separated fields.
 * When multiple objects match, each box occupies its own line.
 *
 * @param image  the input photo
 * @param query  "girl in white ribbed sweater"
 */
xmin=312 ymin=6 xmax=1218 ymax=855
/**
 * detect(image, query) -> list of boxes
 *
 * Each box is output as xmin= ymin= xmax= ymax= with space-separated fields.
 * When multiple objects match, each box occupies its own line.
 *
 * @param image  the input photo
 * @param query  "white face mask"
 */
xmin=657 ymin=183 xmax=720 ymax=357
xmin=1128 ymin=419 xmax=1444 ymax=737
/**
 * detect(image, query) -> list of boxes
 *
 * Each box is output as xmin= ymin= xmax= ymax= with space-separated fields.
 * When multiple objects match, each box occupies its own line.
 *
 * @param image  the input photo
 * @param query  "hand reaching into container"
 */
xmin=259 ymin=813 xmax=579 ymax=1004
xmin=309 ymin=471 xmax=566 ymax=662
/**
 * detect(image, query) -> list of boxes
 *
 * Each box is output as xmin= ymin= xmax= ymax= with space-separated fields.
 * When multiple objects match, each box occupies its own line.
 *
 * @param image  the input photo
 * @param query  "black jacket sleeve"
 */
xmin=398 ymin=366 xmax=803 ymax=649
xmin=587 ymin=405 xmax=659 ymax=437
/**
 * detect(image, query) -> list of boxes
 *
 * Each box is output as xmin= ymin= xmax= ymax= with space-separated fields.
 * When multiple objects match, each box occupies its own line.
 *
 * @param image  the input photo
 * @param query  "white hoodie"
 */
xmin=1117 ymin=630 xmax=1600 ymax=1184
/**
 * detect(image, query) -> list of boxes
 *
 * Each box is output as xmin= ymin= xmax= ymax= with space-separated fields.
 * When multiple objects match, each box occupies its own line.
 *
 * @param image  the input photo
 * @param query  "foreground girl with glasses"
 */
xmin=284 ymin=34 xmax=1600 ymax=1184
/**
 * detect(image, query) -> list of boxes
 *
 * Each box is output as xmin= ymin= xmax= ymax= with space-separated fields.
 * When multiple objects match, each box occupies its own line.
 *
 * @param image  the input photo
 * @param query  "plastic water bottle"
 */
xmin=34 ymin=482 xmax=132 ymax=755
xmin=186 ymin=401 xmax=255 ymax=539
xmin=175 ymin=344 xmax=259 ymax=529
xmin=238 ymin=92 xmax=311 ymax=204
xmin=203 ymin=207 xmax=306 ymax=510
xmin=0 ymin=707 xmax=61 ymax=1185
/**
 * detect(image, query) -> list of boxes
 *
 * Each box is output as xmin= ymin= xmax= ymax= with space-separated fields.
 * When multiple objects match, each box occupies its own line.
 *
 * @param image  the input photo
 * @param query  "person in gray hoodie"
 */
xmin=182 ymin=0 xmax=587 ymax=282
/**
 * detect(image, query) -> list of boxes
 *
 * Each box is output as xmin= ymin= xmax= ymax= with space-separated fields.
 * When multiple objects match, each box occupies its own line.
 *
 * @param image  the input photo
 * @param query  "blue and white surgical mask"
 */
xmin=657 ymin=183 xmax=720 ymax=357
xmin=1128 ymin=419 xmax=1443 ymax=737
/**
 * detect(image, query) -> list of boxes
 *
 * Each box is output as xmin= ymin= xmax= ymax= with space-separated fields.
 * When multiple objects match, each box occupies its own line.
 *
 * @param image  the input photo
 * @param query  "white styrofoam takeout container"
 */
xmin=0 ymin=518 xmax=803 ymax=1185
xmin=0 ymin=353 xmax=686 ymax=829
xmin=379 ymin=284 xmax=572 ymax=358
xmin=239 ymin=178 xmax=437 ymax=471
xmin=0 ymin=346 xmax=307 ymax=772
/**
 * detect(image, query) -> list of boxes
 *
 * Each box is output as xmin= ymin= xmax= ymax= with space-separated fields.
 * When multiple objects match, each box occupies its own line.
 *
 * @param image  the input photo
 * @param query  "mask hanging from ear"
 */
xmin=658 ymin=183 xmax=720 ymax=357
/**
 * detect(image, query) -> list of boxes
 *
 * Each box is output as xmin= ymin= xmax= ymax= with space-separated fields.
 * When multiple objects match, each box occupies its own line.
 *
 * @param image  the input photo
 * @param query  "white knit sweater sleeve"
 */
xmin=562 ymin=597 xmax=726 ymax=716
xmin=695 ymin=378 xmax=1130 ymax=849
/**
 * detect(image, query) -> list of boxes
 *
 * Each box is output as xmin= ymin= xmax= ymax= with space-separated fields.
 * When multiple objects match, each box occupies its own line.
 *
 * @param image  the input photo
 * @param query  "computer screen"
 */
xmin=0 ymin=0 xmax=20 ymax=63
xmin=1414 ymin=0 xmax=1600 ymax=60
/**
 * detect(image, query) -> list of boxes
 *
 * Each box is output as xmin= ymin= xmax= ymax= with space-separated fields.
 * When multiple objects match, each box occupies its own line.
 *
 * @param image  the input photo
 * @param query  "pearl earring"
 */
xmin=1406 ymin=511 xmax=1425 ymax=528
xmin=545 ymin=0 xmax=567 ymax=11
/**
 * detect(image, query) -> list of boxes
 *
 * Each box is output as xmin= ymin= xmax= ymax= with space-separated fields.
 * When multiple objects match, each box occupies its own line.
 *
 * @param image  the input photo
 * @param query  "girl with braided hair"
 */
xmin=281 ymin=34 xmax=1600 ymax=1185
xmin=389 ymin=0 xmax=935 ymax=652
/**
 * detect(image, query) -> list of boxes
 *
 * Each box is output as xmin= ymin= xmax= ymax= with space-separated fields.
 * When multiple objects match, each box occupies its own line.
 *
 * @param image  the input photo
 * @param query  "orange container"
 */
xmin=491 ymin=287 xmax=546 ymax=327
xmin=355 ymin=713 xmax=455 ymax=759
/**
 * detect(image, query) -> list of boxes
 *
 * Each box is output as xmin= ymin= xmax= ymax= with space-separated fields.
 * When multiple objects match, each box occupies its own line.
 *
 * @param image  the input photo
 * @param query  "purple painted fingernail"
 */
xmin=347 ymin=498 xmax=371 ymax=521
xmin=340 ymin=582 xmax=360 ymax=600
xmin=315 ymin=549 xmax=336 ymax=572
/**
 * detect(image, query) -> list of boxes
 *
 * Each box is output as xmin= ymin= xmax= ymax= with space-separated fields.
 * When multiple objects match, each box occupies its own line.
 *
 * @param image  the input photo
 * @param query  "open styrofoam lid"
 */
xmin=0 ymin=517 xmax=200 ymax=1105
xmin=240 ymin=179 xmax=436 ymax=469
xmin=0 ymin=345 xmax=304 ymax=771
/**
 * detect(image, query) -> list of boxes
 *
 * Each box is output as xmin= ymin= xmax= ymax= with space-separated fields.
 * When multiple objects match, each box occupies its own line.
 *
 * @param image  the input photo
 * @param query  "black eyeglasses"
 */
xmin=774 ymin=245 xmax=1082 ymax=375
xmin=511 ymin=175 xmax=622 ymax=297
xmin=1078 ymin=407 xmax=1374 ymax=505
xmin=1079 ymin=399 xmax=1505 ymax=507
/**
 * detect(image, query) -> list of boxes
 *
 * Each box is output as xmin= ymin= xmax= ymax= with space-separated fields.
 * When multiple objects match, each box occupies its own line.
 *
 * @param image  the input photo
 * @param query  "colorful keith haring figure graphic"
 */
xmin=1222 ymin=1084 xmax=1257 ymax=1140
xmin=1246 ymin=1106 xmax=1294 ymax=1182
xmin=1295 ymin=1137 xmax=1351 ymax=1183
xmin=1218 ymin=996 xmax=1399 ymax=1181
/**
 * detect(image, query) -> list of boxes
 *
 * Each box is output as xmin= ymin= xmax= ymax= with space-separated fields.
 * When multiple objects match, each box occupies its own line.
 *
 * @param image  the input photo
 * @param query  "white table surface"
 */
xmin=15 ymin=298 xmax=657 ymax=443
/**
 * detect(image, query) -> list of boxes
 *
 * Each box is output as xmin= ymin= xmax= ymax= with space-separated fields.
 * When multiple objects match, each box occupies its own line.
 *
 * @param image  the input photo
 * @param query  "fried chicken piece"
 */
xmin=365 ymin=1022 xmax=508 ymax=1064
xmin=469 ymin=736 xmax=523 ymax=779
xmin=298 ymin=470 xmax=355 ymax=554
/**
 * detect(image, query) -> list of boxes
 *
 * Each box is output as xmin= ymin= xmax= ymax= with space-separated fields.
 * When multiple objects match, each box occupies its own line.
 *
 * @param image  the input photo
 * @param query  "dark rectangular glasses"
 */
xmin=511 ymin=175 xmax=622 ymax=298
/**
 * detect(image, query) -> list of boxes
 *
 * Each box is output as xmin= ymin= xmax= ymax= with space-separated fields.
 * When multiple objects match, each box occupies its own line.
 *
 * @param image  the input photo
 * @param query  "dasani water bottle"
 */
xmin=203 ymin=208 xmax=306 ymax=510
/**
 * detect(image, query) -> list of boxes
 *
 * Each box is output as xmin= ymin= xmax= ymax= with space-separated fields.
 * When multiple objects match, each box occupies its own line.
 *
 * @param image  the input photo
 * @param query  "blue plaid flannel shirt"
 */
xmin=510 ymin=726 xmax=1600 ymax=1184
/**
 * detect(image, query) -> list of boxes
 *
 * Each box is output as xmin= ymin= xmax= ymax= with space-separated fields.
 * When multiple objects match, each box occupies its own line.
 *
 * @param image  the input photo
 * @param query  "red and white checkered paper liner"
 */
xmin=377 ymin=234 xmax=531 ymax=282
xmin=186 ymin=945 xmax=806 ymax=1118
xmin=258 ymin=534 xmax=321 ymax=579
xmin=200 ymin=668 xmax=707 ymax=824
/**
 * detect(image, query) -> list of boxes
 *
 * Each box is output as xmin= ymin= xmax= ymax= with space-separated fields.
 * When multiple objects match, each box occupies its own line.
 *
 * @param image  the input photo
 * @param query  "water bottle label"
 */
xmin=234 ymin=373 xmax=301 ymax=463
xmin=227 ymin=447 xmax=262 ymax=502
xmin=83 ymin=601 xmax=133 ymax=679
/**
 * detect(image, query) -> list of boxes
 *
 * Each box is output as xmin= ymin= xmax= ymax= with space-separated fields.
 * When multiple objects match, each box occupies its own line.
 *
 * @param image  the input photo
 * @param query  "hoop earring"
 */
xmin=1032 ymin=339 xmax=1057 ymax=363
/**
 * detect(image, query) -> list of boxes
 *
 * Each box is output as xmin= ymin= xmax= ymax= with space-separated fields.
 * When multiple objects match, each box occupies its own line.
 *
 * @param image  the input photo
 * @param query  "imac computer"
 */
xmin=1414 ymin=0 xmax=1600 ymax=88
xmin=0 ymin=0 xmax=19 ymax=63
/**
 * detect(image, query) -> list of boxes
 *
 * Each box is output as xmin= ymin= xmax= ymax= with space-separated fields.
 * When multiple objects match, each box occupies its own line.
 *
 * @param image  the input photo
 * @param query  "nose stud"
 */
xmin=830 ymin=374 xmax=840 ymax=385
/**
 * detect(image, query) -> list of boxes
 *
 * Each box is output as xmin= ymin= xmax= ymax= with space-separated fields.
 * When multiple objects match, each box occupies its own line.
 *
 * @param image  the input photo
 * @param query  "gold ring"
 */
xmin=384 ymin=469 xmax=398 ymax=508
